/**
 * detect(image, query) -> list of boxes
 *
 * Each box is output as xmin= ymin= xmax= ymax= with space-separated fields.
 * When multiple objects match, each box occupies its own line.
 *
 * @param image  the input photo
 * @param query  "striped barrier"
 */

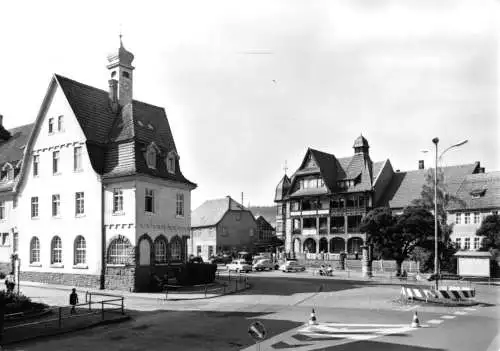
xmin=401 ymin=285 xmax=475 ymax=302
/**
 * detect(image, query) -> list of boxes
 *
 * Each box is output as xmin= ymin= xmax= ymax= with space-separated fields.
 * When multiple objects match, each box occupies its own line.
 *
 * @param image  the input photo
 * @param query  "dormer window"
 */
xmin=48 ymin=118 xmax=54 ymax=134
xmin=2 ymin=163 xmax=14 ymax=181
xmin=122 ymin=71 xmax=130 ymax=78
xmin=145 ymin=143 xmax=160 ymax=169
xmin=166 ymin=151 xmax=177 ymax=174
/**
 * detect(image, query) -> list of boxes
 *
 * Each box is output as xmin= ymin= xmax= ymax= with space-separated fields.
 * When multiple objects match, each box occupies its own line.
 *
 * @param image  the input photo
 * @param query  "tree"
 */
xmin=361 ymin=206 xmax=434 ymax=275
xmin=477 ymin=214 xmax=500 ymax=251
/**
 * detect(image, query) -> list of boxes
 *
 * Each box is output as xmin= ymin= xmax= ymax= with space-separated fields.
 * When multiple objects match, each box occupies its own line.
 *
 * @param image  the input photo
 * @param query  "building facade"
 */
xmin=447 ymin=172 xmax=500 ymax=251
xmin=275 ymin=136 xmax=394 ymax=258
xmin=275 ymin=136 xmax=496 ymax=259
xmin=0 ymin=39 xmax=196 ymax=291
xmin=190 ymin=196 xmax=258 ymax=261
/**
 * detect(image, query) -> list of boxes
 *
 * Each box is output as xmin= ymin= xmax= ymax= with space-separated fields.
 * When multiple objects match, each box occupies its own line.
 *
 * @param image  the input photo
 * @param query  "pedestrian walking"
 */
xmin=4 ymin=272 xmax=15 ymax=294
xmin=69 ymin=288 xmax=79 ymax=314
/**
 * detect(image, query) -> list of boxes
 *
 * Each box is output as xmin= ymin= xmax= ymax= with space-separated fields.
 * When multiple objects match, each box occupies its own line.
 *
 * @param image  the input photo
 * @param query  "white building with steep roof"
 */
xmin=0 ymin=38 xmax=196 ymax=291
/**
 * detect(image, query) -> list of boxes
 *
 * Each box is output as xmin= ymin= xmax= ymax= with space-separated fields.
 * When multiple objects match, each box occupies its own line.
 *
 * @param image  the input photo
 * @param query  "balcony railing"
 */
xmin=319 ymin=227 xmax=328 ymax=234
xmin=302 ymin=228 xmax=317 ymax=235
xmin=292 ymin=229 xmax=301 ymax=235
xmin=347 ymin=226 xmax=361 ymax=233
xmin=330 ymin=226 xmax=345 ymax=234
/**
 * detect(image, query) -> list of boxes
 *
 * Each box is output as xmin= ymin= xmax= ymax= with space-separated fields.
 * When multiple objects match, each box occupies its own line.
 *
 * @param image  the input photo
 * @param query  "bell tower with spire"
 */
xmin=107 ymin=35 xmax=135 ymax=107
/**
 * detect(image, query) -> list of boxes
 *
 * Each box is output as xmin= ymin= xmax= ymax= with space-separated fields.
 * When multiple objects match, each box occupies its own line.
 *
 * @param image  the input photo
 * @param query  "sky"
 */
xmin=0 ymin=0 xmax=498 ymax=210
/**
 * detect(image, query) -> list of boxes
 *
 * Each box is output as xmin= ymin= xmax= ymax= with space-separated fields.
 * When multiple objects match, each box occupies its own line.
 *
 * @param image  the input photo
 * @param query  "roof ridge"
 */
xmin=55 ymin=73 xmax=165 ymax=110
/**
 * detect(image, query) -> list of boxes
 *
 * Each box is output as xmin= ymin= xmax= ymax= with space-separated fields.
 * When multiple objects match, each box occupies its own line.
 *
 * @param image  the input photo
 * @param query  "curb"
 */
xmin=3 ymin=315 xmax=131 ymax=346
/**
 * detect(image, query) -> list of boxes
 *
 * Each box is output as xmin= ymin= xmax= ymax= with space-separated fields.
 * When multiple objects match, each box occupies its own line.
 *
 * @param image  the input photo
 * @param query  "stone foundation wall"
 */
xmin=20 ymin=271 xmax=100 ymax=289
xmin=105 ymin=266 xmax=135 ymax=291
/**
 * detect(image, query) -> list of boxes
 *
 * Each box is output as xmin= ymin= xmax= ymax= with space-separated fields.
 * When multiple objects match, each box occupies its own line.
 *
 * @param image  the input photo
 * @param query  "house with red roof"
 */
xmin=0 ymin=38 xmax=196 ymax=291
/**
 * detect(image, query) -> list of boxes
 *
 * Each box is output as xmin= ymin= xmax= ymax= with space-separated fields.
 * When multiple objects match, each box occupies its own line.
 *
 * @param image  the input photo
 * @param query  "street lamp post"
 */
xmin=430 ymin=138 xmax=468 ymax=290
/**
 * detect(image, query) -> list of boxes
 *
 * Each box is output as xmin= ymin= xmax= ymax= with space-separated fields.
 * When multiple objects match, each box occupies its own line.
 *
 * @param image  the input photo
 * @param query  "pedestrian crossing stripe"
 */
xmin=441 ymin=315 xmax=456 ymax=319
xmin=464 ymin=307 xmax=476 ymax=311
xmin=454 ymin=311 xmax=467 ymax=315
xmin=426 ymin=319 xmax=444 ymax=324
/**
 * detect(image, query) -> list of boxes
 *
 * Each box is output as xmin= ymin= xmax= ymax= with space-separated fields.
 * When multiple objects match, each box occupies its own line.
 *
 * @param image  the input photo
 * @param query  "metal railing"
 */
xmin=3 ymin=292 xmax=125 ymax=344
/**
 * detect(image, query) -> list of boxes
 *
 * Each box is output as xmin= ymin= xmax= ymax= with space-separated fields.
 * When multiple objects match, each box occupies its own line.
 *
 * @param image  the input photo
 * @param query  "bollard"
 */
xmin=223 ymin=283 xmax=226 ymax=294
xmin=89 ymin=293 xmax=92 ymax=311
xmin=235 ymin=279 xmax=238 ymax=291
xmin=204 ymin=283 xmax=208 ymax=298
xmin=121 ymin=297 xmax=124 ymax=315
xmin=101 ymin=301 xmax=105 ymax=321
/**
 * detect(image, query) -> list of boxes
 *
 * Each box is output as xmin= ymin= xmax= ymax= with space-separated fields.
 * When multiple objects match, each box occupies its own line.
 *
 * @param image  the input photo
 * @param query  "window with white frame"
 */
xmin=52 ymin=151 xmax=60 ymax=174
xmin=455 ymin=212 xmax=462 ymax=224
xmin=52 ymin=194 xmax=60 ymax=217
xmin=170 ymin=237 xmax=182 ymax=261
xmin=145 ymin=188 xmax=154 ymax=213
xmin=107 ymin=236 xmax=132 ymax=265
xmin=74 ymin=236 xmax=86 ymax=265
xmin=33 ymin=155 xmax=39 ymax=176
xmin=176 ymin=193 xmax=184 ymax=217
xmin=464 ymin=212 xmax=471 ymax=224
xmin=74 ymin=146 xmax=82 ymax=171
xmin=474 ymin=237 xmax=481 ymax=250
xmin=48 ymin=118 xmax=54 ymax=134
xmin=51 ymin=236 xmax=62 ymax=264
xmin=0 ymin=201 xmax=5 ymax=220
xmin=30 ymin=237 xmax=40 ymax=263
xmin=474 ymin=212 xmax=480 ymax=224
xmin=196 ymin=245 xmax=202 ymax=256
xmin=464 ymin=237 xmax=471 ymax=250
xmin=113 ymin=188 xmax=123 ymax=213
xmin=2 ymin=233 xmax=9 ymax=246
xmin=75 ymin=192 xmax=84 ymax=215
xmin=455 ymin=237 xmax=462 ymax=249
xmin=154 ymin=238 xmax=167 ymax=263
xmin=208 ymin=246 xmax=214 ymax=258
xmin=31 ymin=196 xmax=39 ymax=218
xmin=57 ymin=115 xmax=64 ymax=132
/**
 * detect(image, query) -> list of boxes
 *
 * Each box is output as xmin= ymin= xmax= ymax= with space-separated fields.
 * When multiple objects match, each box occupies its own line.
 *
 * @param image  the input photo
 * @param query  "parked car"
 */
xmin=209 ymin=255 xmax=233 ymax=264
xmin=427 ymin=273 xmax=462 ymax=281
xmin=226 ymin=259 xmax=253 ymax=273
xmin=280 ymin=260 xmax=306 ymax=273
xmin=253 ymin=259 xmax=277 ymax=271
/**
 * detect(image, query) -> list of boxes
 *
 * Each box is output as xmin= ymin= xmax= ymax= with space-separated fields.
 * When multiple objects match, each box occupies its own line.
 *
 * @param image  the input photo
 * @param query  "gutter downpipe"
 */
xmin=100 ymin=181 xmax=106 ymax=290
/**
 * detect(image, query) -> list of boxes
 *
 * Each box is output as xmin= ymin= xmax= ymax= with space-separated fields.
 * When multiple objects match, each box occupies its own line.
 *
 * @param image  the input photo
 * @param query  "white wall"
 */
xmin=0 ymin=195 xmax=16 ymax=263
xmin=17 ymin=83 xmax=103 ymax=275
xmin=135 ymin=177 xmax=192 ymax=245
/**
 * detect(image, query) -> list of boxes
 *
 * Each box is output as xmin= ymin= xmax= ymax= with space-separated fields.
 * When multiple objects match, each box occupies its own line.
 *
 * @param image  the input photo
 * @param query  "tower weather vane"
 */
xmin=283 ymin=160 xmax=288 ymax=175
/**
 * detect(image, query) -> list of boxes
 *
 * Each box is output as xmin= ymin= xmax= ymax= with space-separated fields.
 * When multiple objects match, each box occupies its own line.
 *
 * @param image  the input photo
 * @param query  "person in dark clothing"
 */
xmin=0 ymin=292 xmax=5 ymax=347
xmin=69 ymin=288 xmax=79 ymax=314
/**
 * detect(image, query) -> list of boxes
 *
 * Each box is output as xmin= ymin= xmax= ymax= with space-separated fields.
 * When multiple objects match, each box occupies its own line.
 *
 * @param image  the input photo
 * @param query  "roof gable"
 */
xmin=448 ymin=171 xmax=500 ymax=210
xmin=191 ymin=196 xmax=249 ymax=228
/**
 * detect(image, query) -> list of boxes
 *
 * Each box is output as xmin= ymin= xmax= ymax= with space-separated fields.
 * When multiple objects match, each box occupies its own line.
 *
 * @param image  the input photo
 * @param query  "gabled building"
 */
xmin=254 ymin=215 xmax=276 ymax=249
xmin=447 ymin=172 xmax=500 ymax=251
xmin=190 ymin=196 xmax=258 ymax=261
xmin=274 ymin=135 xmax=495 ymax=259
xmin=275 ymin=136 xmax=394 ymax=257
xmin=0 ymin=38 xmax=196 ymax=291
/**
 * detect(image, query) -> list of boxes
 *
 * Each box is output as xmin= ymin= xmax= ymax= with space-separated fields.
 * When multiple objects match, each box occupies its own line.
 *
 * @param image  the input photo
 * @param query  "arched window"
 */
xmin=74 ymin=236 xmax=86 ymax=265
xmin=155 ymin=237 xmax=168 ymax=264
xmin=107 ymin=236 xmax=132 ymax=265
xmin=170 ymin=237 xmax=182 ymax=261
xmin=51 ymin=236 xmax=62 ymax=264
xmin=30 ymin=237 xmax=40 ymax=263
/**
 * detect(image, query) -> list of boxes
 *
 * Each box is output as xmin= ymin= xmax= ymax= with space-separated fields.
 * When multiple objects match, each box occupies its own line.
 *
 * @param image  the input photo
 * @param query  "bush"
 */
xmin=0 ymin=272 xmax=5 ymax=280
xmin=0 ymin=291 xmax=47 ymax=315
xmin=175 ymin=263 xmax=217 ymax=286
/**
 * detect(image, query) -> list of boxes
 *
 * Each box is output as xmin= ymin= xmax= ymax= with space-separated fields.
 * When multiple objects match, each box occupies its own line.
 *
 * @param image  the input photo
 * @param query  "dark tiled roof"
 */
xmin=0 ymin=124 xmax=34 ymax=191
xmin=55 ymin=74 xmax=195 ymax=186
xmin=448 ymin=172 xmax=500 ymax=211
xmin=379 ymin=163 xmax=479 ymax=209
xmin=309 ymin=149 xmax=339 ymax=192
xmin=372 ymin=161 xmax=386 ymax=181
xmin=191 ymin=196 xmax=249 ymax=228
xmin=353 ymin=135 xmax=369 ymax=148
xmin=274 ymin=174 xmax=291 ymax=201
xmin=0 ymin=124 xmax=33 ymax=166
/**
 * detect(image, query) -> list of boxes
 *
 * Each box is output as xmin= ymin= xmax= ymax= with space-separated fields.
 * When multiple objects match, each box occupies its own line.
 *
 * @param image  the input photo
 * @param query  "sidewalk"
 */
xmin=17 ymin=278 xmax=250 ymax=301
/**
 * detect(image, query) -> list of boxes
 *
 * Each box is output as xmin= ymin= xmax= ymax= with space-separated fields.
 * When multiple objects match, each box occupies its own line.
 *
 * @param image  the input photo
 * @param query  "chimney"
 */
xmin=108 ymin=79 xmax=119 ymax=114
xmin=418 ymin=160 xmax=425 ymax=170
xmin=0 ymin=114 xmax=3 ymax=126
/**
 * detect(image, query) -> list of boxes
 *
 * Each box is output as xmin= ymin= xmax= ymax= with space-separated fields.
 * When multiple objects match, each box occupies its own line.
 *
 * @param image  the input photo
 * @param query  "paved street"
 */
xmin=6 ymin=272 xmax=500 ymax=351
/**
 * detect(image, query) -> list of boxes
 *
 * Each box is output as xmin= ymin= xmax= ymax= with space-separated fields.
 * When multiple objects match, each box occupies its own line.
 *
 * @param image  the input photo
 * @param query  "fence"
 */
xmin=157 ymin=271 xmax=250 ymax=300
xmin=2 ymin=292 xmax=125 ymax=344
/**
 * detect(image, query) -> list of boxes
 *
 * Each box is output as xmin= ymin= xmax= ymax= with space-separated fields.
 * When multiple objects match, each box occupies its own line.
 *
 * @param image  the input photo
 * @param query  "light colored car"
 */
xmin=280 ymin=260 xmax=306 ymax=273
xmin=253 ymin=259 xmax=278 ymax=271
xmin=226 ymin=259 xmax=253 ymax=273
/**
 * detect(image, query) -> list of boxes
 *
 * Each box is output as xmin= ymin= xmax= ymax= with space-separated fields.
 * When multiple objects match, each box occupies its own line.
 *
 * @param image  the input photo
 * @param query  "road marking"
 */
xmin=440 ymin=315 xmax=456 ymax=319
xmin=463 ymin=307 xmax=476 ymax=311
xmin=454 ymin=311 xmax=467 ymax=315
xmin=426 ymin=319 xmax=444 ymax=325
xmin=240 ymin=322 xmax=416 ymax=351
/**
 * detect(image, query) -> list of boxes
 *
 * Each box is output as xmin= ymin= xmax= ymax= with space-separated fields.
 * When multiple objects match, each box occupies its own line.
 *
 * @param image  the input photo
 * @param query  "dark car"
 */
xmin=209 ymin=255 xmax=232 ymax=264
xmin=427 ymin=273 xmax=462 ymax=281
